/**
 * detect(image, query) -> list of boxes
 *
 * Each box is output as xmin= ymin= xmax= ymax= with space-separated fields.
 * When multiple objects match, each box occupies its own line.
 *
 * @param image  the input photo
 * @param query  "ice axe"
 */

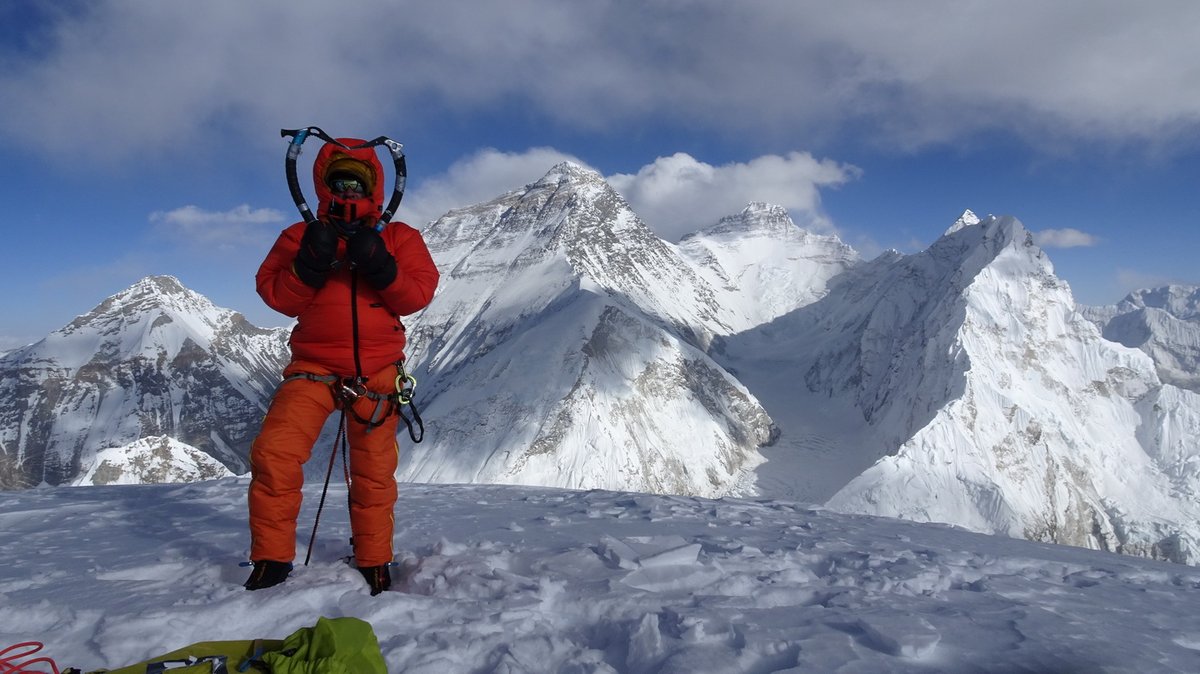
xmin=280 ymin=126 xmax=407 ymax=232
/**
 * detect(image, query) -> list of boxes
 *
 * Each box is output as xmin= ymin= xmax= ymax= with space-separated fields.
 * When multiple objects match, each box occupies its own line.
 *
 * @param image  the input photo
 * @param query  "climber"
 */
xmin=245 ymin=135 xmax=439 ymax=594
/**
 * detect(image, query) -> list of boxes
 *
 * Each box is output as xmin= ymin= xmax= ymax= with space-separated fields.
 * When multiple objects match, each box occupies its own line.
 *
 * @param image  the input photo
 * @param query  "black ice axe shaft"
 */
xmin=280 ymin=126 xmax=408 ymax=231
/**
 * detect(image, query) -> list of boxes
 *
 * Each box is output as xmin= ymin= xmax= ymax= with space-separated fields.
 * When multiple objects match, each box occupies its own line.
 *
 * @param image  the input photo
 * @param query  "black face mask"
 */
xmin=327 ymin=194 xmax=376 ymax=236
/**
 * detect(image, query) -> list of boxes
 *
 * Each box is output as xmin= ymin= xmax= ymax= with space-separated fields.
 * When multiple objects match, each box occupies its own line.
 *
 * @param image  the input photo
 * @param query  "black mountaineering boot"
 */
xmin=358 ymin=565 xmax=391 ymax=595
xmin=244 ymin=560 xmax=292 ymax=590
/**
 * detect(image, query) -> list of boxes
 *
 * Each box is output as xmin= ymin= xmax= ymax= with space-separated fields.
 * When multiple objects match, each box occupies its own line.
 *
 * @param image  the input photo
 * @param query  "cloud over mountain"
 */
xmin=1033 ymin=227 xmax=1098 ymax=248
xmin=5 ymin=3 xmax=1200 ymax=163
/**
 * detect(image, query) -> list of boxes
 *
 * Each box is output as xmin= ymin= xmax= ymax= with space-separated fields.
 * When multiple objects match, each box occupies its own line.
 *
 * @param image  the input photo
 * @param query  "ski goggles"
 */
xmin=328 ymin=177 xmax=367 ymax=195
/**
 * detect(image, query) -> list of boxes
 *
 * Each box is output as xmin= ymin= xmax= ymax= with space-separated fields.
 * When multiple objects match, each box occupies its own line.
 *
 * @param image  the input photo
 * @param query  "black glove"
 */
xmin=293 ymin=220 xmax=338 ymax=288
xmin=346 ymin=227 xmax=397 ymax=289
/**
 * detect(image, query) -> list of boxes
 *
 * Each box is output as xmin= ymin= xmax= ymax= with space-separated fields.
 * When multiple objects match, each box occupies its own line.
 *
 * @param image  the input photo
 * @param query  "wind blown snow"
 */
xmin=2 ymin=479 xmax=1200 ymax=673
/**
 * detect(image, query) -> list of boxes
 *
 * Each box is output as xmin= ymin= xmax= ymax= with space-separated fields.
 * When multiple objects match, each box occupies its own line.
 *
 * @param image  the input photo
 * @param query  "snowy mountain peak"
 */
xmin=418 ymin=158 xmax=736 ymax=344
xmin=60 ymin=274 xmax=225 ymax=351
xmin=424 ymin=160 xmax=641 ymax=259
xmin=1081 ymin=284 xmax=1200 ymax=392
xmin=94 ymin=273 xmax=206 ymax=311
xmin=677 ymin=203 xmax=861 ymax=330
xmin=401 ymin=163 xmax=781 ymax=495
xmin=71 ymin=435 xmax=234 ymax=486
xmin=771 ymin=209 xmax=1200 ymax=564
xmin=930 ymin=214 xmax=1038 ymax=277
xmin=131 ymin=274 xmax=189 ymax=296
xmin=944 ymin=209 xmax=982 ymax=235
xmin=536 ymin=161 xmax=607 ymax=188
xmin=685 ymin=202 xmax=802 ymax=242
xmin=0 ymin=276 xmax=290 ymax=486
xmin=1118 ymin=284 xmax=1200 ymax=319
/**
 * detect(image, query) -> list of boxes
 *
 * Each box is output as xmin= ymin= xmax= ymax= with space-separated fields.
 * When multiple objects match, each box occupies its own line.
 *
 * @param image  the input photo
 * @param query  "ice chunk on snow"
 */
xmin=855 ymin=615 xmax=941 ymax=658
xmin=620 ymin=565 xmax=725 ymax=593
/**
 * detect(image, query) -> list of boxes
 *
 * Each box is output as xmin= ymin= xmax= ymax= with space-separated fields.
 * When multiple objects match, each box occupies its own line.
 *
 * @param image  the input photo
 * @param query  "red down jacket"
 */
xmin=255 ymin=138 xmax=440 ymax=375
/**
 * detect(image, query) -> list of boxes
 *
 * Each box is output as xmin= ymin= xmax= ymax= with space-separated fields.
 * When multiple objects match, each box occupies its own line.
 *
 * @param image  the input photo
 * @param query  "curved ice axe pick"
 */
xmin=280 ymin=127 xmax=408 ymax=231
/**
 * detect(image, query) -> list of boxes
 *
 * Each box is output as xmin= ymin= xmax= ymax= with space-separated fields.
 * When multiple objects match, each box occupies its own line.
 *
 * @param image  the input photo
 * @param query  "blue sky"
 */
xmin=1 ymin=1 xmax=1198 ymax=348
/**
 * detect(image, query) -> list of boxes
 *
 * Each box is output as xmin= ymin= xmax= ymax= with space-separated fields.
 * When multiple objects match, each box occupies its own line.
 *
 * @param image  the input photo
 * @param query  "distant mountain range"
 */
xmin=2 ymin=164 xmax=1197 ymax=566
xmin=0 ymin=275 xmax=289 ymax=485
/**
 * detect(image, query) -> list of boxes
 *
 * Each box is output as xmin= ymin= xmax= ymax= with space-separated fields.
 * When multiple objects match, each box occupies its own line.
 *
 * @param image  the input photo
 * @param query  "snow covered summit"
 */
xmin=678 ymin=202 xmax=860 ymax=330
xmin=402 ymin=163 xmax=774 ymax=496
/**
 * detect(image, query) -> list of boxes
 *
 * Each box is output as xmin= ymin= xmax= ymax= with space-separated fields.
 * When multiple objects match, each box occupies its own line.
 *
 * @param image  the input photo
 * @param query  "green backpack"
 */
xmin=70 ymin=616 xmax=385 ymax=674
xmin=260 ymin=616 xmax=386 ymax=674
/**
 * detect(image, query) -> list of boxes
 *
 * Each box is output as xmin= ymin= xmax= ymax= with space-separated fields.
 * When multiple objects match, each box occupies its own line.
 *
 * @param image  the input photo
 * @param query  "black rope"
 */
xmin=341 ymin=418 xmax=353 ymax=550
xmin=349 ymin=270 xmax=365 ymax=383
xmin=398 ymin=399 xmax=425 ymax=443
xmin=305 ymin=411 xmax=347 ymax=566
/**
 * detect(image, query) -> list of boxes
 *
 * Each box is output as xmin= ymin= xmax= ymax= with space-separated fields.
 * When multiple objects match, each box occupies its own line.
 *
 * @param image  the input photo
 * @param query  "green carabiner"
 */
xmin=395 ymin=373 xmax=417 ymax=405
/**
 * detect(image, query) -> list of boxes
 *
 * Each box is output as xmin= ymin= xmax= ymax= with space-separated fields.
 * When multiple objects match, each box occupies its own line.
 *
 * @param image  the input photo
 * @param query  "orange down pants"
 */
xmin=248 ymin=361 xmax=401 ymax=567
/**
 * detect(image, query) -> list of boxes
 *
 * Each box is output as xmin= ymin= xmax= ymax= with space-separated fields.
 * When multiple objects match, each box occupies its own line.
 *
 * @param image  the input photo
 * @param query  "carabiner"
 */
xmin=338 ymin=378 xmax=368 ymax=405
xmin=395 ymin=373 xmax=417 ymax=405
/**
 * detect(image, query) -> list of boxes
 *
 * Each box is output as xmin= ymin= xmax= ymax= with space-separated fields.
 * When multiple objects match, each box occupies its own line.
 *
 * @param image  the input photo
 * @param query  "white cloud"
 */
xmin=402 ymin=147 xmax=586 ymax=226
xmin=405 ymin=148 xmax=859 ymax=242
xmin=5 ymin=2 xmax=1200 ymax=164
xmin=0 ymin=335 xmax=32 ymax=353
xmin=1033 ymin=228 xmax=1099 ymax=249
xmin=1116 ymin=268 xmax=1182 ymax=295
xmin=149 ymin=204 xmax=286 ymax=249
xmin=609 ymin=152 xmax=860 ymax=241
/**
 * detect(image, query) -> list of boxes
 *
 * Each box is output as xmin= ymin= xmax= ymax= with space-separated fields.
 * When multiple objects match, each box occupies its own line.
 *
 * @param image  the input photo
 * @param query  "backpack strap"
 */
xmin=236 ymin=640 xmax=282 ymax=673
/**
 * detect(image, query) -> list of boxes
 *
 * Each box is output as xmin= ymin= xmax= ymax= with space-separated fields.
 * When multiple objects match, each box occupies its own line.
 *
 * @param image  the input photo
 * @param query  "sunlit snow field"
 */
xmin=2 ymin=478 xmax=1199 ymax=672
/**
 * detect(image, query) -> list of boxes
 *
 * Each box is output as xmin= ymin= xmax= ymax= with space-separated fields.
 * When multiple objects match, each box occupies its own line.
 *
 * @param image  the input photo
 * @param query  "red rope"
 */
xmin=0 ymin=642 xmax=60 ymax=674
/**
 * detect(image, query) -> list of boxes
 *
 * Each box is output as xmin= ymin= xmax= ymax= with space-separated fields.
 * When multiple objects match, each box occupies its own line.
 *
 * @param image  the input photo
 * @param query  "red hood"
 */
xmin=313 ymin=137 xmax=386 ymax=224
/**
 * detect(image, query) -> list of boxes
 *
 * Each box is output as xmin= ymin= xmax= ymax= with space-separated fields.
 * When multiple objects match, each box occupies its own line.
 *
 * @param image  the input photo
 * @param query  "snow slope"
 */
xmin=400 ymin=164 xmax=774 ymax=496
xmin=2 ymin=478 xmax=1200 ymax=673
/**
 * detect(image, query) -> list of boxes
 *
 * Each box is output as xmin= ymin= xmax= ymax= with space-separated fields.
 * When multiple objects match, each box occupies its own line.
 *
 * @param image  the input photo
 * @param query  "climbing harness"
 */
xmin=280 ymin=361 xmax=424 ymax=441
